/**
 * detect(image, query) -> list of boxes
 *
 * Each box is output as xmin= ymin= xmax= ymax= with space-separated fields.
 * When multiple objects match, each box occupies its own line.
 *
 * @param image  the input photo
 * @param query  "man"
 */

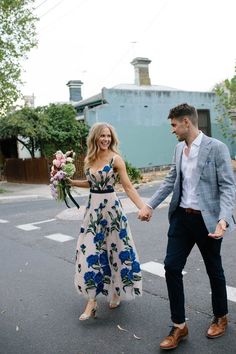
xmin=138 ymin=103 xmax=236 ymax=350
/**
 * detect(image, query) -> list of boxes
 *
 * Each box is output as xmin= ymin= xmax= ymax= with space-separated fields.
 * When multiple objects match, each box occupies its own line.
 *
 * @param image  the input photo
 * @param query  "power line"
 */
xmin=35 ymin=0 xmax=50 ymax=10
xmin=39 ymin=0 xmax=66 ymax=18
xmin=39 ymin=0 xmax=88 ymax=31
xmin=103 ymin=0 xmax=172 ymax=83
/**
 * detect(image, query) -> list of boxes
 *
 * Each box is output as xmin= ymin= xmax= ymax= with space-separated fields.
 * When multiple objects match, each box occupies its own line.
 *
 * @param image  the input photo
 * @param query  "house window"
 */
xmin=197 ymin=109 xmax=211 ymax=136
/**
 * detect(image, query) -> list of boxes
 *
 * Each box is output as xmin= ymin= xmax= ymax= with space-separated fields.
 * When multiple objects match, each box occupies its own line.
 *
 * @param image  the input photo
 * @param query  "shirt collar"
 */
xmin=184 ymin=131 xmax=203 ymax=148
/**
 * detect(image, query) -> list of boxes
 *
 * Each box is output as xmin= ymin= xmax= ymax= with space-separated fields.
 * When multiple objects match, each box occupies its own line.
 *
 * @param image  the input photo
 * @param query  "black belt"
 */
xmin=90 ymin=188 xmax=114 ymax=194
xmin=179 ymin=207 xmax=201 ymax=215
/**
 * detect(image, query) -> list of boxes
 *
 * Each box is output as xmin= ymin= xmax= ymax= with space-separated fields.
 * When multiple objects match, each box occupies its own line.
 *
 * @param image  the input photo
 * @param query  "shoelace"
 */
xmin=211 ymin=316 xmax=219 ymax=325
xmin=168 ymin=326 xmax=177 ymax=336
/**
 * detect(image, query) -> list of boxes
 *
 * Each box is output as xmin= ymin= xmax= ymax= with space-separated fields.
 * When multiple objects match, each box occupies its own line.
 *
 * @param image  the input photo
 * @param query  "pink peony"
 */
xmin=53 ymin=159 xmax=61 ymax=168
xmin=55 ymin=151 xmax=64 ymax=160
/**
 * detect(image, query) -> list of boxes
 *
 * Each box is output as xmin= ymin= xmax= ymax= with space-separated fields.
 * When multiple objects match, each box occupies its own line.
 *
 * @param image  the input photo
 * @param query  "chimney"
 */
xmin=67 ymin=80 xmax=83 ymax=102
xmin=131 ymin=57 xmax=151 ymax=85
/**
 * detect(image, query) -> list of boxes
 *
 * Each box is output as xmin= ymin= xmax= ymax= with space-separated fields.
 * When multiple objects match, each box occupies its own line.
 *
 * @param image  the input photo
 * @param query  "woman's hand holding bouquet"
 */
xmin=50 ymin=150 xmax=80 ymax=208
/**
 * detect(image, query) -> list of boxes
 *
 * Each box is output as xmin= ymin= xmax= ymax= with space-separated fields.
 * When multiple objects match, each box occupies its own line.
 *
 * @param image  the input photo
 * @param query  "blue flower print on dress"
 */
xmin=103 ymin=165 xmax=111 ymax=172
xmin=119 ymin=250 xmax=130 ymax=264
xmin=84 ymin=271 xmax=95 ymax=282
xmin=132 ymin=261 xmax=141 ymax=273
xmin=119 ymin=249 xmax=136 ymax=264
xmin=96 ymin=282 xmax=104 ymax=295
xmin=100 ymin=219 xmax=108 ymax=227
xmin=87 ymin=254 xmax=99 ymax=268
xmin=100 ymin=252 xmax=109 ymax=266
xmin=121 ymin=267 xmax=129 ymax=279
xmin=130 ymin=248 xmax=136 ymax=261
xmin=94 ymin=232 xmax=105 ymax=243
xmin=84 ymin=271 xmax=97 ymax=292
xmin=119 ymin=228 xmax=127 ymax=239
xmin=102 ymin=265 xmax=111 ymax=277
xmin=94 ymin=272 xmax=103 ymax=284
xmin=74 ymin=156 xmax=142 ymax=300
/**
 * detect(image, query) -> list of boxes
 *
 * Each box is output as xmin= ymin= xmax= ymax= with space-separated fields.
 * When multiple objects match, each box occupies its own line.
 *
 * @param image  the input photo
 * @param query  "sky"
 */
xmin=22 ymin=0 xmax=236 ymax=107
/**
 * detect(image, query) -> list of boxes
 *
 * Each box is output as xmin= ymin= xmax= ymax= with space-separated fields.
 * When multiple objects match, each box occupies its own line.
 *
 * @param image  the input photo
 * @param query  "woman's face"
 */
xmin=97 ymin=127 xmax=112 ymax=151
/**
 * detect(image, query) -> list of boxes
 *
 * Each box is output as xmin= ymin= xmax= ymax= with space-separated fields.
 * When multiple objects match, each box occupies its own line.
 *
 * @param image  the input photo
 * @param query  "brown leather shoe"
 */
xmin=207 ymin=315 xmax=228 ymax=338
xmin=160 ymin=325 xmax=188 ymax=350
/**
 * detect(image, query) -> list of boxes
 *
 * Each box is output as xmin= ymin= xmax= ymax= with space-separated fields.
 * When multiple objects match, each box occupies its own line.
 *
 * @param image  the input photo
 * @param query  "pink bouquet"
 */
xmin=50 ymin=150 xmax=79 ymax=208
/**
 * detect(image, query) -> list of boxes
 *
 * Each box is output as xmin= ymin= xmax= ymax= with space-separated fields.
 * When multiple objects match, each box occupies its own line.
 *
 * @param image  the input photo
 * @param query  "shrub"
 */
xmin=125 ymin=160 xmax=142 ymax=183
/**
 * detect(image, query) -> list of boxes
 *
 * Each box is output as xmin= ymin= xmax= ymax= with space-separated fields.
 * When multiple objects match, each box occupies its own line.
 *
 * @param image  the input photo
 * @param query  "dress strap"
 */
xmin=109 ymin=155 xmax=116 ymax=166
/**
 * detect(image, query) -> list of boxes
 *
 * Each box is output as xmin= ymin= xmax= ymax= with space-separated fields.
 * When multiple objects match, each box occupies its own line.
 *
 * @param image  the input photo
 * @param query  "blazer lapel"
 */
xmin=176 ymin=142 xmax=184 ymax=175
xmin=195 ymin=134 xmax=212 ymax=185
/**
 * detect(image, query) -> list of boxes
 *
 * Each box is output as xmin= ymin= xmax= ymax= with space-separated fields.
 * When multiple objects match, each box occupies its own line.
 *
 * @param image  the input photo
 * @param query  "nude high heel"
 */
xmin=109 ymin=295 xmax=120 ymax=309
xmin=79 ymin=300 xmax=98 ymax=321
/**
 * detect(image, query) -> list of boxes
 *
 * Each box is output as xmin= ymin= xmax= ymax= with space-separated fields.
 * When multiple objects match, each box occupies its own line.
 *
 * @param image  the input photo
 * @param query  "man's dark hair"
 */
xmin=168 ymin=103 xmax=198 ymax=126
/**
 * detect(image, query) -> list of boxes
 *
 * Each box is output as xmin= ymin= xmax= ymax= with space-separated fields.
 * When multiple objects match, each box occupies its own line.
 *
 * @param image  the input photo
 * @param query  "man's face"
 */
xmin=170 ymin=117 xmax=189 ymax=141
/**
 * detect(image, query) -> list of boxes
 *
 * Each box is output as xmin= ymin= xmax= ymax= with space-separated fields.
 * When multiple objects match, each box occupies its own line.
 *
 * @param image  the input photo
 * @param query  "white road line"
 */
xmin=17 ymin=218 xmax=56 ymax=231
xmin=141 ymin=261 xmax=236 ymax=303
xmin=0 ymin=195 xmax=39 ymax=200
xmin=226 ymin=285 xmax=236 ymax=303
xmin=0 ymin=219 xmax=9 ymax=223
xmin=45 ymin=233 xmax=74 ymax=242
xmin=141 ymin=261 xmax=186 ymax=278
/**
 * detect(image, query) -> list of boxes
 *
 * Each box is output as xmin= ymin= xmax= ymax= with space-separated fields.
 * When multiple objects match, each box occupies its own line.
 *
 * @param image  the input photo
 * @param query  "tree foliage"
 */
xmin=0 ymin=0 xmax=38 ymax=115
xmin=0 ymin=103 xmax=90 ymax=158
xmin=39 ymin=104 xmax=89 ymax=157
xmin=214 ymin=66 xmax=236 ymax=142
xmin=0 ymin=106 xmax=49 ymax=157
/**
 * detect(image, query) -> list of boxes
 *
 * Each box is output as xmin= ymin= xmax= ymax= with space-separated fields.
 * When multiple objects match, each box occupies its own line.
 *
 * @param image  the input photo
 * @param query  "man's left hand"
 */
xmin=208 ymin=219 xmax=227 ymax=239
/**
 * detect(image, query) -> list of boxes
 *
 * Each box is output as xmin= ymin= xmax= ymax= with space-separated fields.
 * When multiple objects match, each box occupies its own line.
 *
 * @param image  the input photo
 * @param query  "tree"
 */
xmin=39 ymin=103 xmax=90 ymax=157
xmin=0 ymin=106 xmax=49 ymax=157
xmin=0 ymin=104 xmax=90 ymax=158
xmin=0 ymin=0 xmax=38 ymax=116
xmin=214 ymin=66 xmax=236 ymax=142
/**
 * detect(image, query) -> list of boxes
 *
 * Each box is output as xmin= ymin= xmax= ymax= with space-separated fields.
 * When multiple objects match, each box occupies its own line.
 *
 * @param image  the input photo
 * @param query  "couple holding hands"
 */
xmin=69 ymin=103 xmax=235 ymax=350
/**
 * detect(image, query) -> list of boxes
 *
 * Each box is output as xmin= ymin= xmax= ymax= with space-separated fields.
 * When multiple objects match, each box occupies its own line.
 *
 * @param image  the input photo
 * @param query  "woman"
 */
xmin=69 ymin=122 xmax=144 ymax=320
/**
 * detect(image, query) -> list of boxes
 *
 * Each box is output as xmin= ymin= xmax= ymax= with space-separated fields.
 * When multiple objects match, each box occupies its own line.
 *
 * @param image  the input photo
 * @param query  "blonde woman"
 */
xmin=69 ymin=122 xmax=144 ymax=320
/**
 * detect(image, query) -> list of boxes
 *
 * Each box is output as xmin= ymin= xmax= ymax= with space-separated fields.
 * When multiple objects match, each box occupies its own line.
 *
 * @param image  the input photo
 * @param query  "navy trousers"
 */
xmin=164 ymin=207 xmax=228 ymax=324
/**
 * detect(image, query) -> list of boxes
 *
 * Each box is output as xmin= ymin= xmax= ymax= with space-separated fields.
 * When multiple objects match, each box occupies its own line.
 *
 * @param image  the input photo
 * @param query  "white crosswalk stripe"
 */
xmin=0 ymin=219 xmax=9 ymax=223
xmin=226 ymin=285 xmax=236 ymax=303
xmin=141 ymin=261 xmax=236 ymax=303
xmin=17 ymin=218 xmax=56 ymax=231
xmin=141 ymin=261 xmax=187 ymax=278
xmin=45 ymin=233 xmax=74 ymax=242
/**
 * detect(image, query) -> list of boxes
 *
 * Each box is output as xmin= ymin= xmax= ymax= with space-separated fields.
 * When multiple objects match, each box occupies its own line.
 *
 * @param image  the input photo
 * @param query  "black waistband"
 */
xmin=90 ymin=188 xmax=114 ymax=194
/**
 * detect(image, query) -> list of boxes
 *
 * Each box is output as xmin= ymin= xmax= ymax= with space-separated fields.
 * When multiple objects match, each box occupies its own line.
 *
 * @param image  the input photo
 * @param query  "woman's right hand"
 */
xmin=66 ymin=177 xmax=74 ymax=186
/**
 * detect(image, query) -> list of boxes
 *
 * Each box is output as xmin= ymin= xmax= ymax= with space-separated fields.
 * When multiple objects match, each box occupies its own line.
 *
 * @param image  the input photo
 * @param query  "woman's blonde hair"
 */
xmin=84 ymin=122 xmax=120 ymax=170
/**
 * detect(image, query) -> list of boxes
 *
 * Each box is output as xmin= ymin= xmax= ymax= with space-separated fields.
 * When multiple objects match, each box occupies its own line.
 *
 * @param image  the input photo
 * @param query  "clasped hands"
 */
xmin=138 ymin=205 xmax=153 ymax=222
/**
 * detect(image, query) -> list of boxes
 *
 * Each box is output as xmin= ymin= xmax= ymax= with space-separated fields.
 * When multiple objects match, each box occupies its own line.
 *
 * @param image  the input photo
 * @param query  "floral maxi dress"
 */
xmin=74 ymin=158 xmax=142 ymax=301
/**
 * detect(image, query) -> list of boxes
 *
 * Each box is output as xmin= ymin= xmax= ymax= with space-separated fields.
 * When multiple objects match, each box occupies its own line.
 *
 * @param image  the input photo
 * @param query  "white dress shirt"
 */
xmin=179 ymin=131 xmax=203 ymax=210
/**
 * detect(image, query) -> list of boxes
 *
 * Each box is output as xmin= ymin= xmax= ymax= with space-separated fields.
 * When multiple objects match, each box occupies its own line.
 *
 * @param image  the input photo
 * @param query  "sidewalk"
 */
xmin=0 ymin=161 xmax=235 ymax=203
xmin=0 ymin=181 xmax=89 ymax=202
xmin=0 ymin=168 xmax=167 ymax=202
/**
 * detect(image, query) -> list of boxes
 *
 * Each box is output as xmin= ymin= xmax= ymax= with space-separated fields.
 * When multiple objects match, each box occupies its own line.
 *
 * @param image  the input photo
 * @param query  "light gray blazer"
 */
xmin=148 ymin=134 xmax=236 ymax=233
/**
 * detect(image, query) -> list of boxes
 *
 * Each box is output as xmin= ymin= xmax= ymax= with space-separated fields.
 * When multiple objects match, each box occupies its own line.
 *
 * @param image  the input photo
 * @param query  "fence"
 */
xmin=5 ymin=156 xmax=85 ymax=184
